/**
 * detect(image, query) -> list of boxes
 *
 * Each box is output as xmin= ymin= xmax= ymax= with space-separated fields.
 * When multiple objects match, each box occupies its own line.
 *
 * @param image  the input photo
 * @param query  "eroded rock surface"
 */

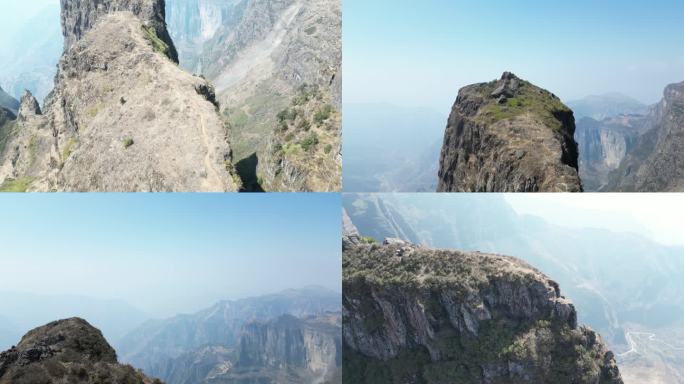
xmin=0 ymin=0 xmax=239 ymax=191
xmin=609 ymin=80 xmax=684 ymax=191
xmin=437 ymin=72 xmax=582 ymax=192
xmin=0 ymin=318 xmax=160 ymax=384
xmin=343 ymin=237 xmax=623 ymax=383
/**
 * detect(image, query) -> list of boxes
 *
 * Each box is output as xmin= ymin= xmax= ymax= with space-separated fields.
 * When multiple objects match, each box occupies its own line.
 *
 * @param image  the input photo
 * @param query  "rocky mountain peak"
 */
xmin=0 ymin=318 xmax=160 ymax=384
xmin=60 ymin=0 xmax=178 ymax=62
xmin=343 ymin=237 xmax=622 ymax=383
xmin=438 ymin=73 xmax=582 ymax=192
xmin=664 ymin=80 xmax=684 ymax=103
xmin=17 ymin=90 xmax=41 ymax=121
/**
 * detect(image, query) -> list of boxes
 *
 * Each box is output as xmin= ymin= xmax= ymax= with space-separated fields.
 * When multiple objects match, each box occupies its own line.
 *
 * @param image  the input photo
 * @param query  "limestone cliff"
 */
xmin=575 ymin=115 xmax=649 ymax=191
xmin=60 ymin=0 xmax=178 ymax=62
xmin=343 ymin=231 xmax=623 ymax=383
xmin=0 ymin=318 xmax=161 ymax=384
xmin=229 ymin=313 xmax=342 ymax=383
xmin=170 ymin=0 xmax=341 ymax=191
xmin=609 ymin=80 xmax=684 ymax=191
xmin=0 ymin=0 xmax=240 ymax=192
xmin=437 ymin=72 xmax=582 ymax=192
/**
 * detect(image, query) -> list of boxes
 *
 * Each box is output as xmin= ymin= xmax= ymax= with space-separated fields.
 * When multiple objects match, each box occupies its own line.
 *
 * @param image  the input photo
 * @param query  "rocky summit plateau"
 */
xmin=0 ymin=317 xmax=161 ymax=384
xmin=437 ymin=72 xmax=582 ymax=192
xmin=342 ymin=218 xmax=623 ymax=383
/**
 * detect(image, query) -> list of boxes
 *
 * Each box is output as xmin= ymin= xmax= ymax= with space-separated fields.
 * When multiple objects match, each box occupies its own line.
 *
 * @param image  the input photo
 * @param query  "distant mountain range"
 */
xmin=116 ymin=286 xmax=341 ymax=384
xmin=343 ymin=193 xmax=684 ymax=383
xmin=567 ymin=93 xmax=649 ymax=121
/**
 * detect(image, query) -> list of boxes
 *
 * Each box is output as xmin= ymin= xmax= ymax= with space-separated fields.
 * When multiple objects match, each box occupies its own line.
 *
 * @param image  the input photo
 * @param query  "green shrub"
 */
xmin=314 ymin=105 xmax=333 ymax=125
xmin=123 ymin=138 xmax=134 ymax=149
xmin=300 ymin=133 xmax=319 ymax=151
xmin=285 ymin=133 xmax=295 ymax=142
xmin=305 ymin=26 xmax=317 ymax=35
xmin=297 ymin=118 xmax=311 ymax=131
xmin=324 ymin=144 xmax=333 ymax=154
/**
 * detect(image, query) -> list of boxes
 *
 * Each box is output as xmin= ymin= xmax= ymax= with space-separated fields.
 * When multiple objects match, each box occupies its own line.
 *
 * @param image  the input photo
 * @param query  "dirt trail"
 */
xmin=194 ymin=100 xmax=225 ymax=190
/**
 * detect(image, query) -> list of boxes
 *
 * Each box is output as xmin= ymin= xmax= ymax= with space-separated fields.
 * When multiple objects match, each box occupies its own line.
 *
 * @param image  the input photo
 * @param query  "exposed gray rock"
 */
xmin=0 ymin=318 xmax=160 ymax=384
xmin=17 ymin=90 xmax=42 ymax=121
xmin=609 ymin=80 xmax=684 ymax=191
xmin=60 ymin=0 xmax=178 ymax=62
xmin=343 ymin=237 xmax=623 ymax=383
xmin=575 ymin=115 xmax=650 ymax=191
xmin=438 ymin=72 xmax=582 ymax=192
xmin=0 ymin=0 xmax=240 ymax=191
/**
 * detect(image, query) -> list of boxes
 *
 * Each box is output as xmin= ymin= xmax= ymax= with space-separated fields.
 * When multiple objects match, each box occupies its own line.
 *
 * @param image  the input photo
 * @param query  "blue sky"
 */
xmin=344 ymin=0 xmax=684 ymax=112
xmin=0 ymin=194 xmax=341 ymax=316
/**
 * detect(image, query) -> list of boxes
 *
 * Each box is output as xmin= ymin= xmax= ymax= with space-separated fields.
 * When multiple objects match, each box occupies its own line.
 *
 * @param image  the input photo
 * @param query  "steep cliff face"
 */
xmin=437 ymin=72 xmax=582 ymax=192
xmin=117 ymin=288 xmax=341 ymax=384
xmin=609 ymin=80 xmax=684 ymax=191
xmin=166 ymin=0 xmax=244 ymax=72
xmin=0 ymin=318 xmax=160 ymax=384
xmin=0 ymin=0 xmax=240 ymax=192
xmin=60 ymin=0 xmax=178 ymax=62
xmin=228 ymin=314 xmax=341 ymax=383
xmin=343 ymin=235 xmax=623 ymax=383
xmin=575 ymin=115 xmax=649 ymax=191
xmin=171 ymin=0 xmax=341 ymax=191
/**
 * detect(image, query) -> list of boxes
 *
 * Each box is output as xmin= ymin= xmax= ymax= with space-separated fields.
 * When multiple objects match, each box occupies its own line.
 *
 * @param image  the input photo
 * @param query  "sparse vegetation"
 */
xmin=141 ymin=25 xmax=171 ymax=58
xmin=61 ymin=138 xmax=78 ymax=162
xmin=476 ymin=80 xmax=571 ymax=131
xmin=324 ymin=144 xmax=333 ymax=154
xmin=304 ymin=26 xmax=317 ymax=35
xmin=123 ymin=138 xmax=134 ymax=148
xmin=313 ymin=104 xmax=334 ymax=125
xmin=120 ymin=97 xmax=127 ymax=105
xmin=0 ymin=177 xmax=33 ymax=192
xmin=300 ymin=132 xmax=319 ymax=151
xmin=85 ymin=103 xmax=103 ymax=118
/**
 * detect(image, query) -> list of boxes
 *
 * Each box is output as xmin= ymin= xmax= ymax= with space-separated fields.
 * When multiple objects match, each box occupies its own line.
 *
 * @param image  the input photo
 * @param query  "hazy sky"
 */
xmin=0 ymin=194 xmax=341 ymax=316
xmin=0 ymin=0 xmax=58 ymax=49
xmin=505 ymin=194 xmax=684 ymax=247
xmin=344 ymin=0 xmax=684 ymax=112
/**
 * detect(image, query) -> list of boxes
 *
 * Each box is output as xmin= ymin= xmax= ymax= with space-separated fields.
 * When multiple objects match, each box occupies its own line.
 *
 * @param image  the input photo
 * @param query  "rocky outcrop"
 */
xmin=17 ymin=90 xmax=42 ymax=122
xmin=437 ymin=72 xmax=582 ymax=192
xmin=343 ymin=238 xmax=623 ymax=383
xmin=0 ymin=317 xmax=160 ymax=384
xmin=0 ymin=0 xmax=240 ymax=191
xmin=0 ymin=87 xmax=19 ymax=115
xmin=575 ymin=115 xmax=650 ymax=191
xmin=60 ymin=0 xmax=178 ymax=62
xmin=609 ymin=80 xmax=684 ymax=191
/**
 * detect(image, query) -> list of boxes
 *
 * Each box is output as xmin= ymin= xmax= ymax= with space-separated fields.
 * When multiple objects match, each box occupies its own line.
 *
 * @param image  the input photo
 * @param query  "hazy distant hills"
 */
xmin=343 ymin=103 xmax=445 ymax=192
xmin=117 ymin=287 xmax=341 ymax=384
xmin=343 ymin=193 xmax=684 ymax=382
xmin=567 ymin=93 xmax=649 ymax=121
xmin=0 ymin=3 xmax=61 ymax=103
xmin=0 ymin=291 xmax=148 ymax=351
